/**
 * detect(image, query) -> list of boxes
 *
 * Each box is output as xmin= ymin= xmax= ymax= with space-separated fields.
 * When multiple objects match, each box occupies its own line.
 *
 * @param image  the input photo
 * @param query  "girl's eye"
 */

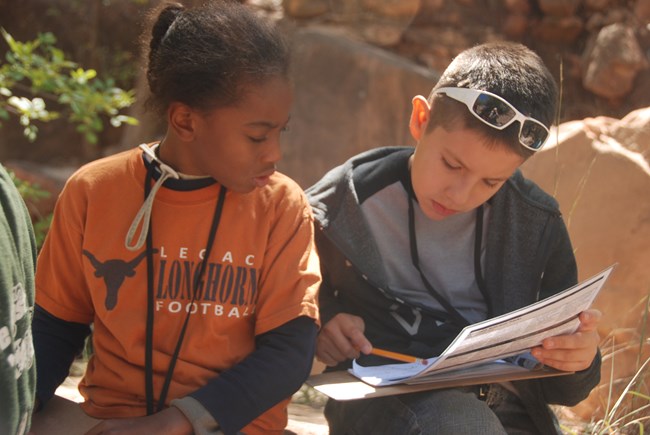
xmin=442 ymin=158 xmax=460 ymax=170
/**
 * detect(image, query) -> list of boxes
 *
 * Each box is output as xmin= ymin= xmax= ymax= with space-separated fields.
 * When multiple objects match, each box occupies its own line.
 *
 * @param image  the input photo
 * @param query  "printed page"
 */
xmin=351 ymin=265 xmax=614 ymax=386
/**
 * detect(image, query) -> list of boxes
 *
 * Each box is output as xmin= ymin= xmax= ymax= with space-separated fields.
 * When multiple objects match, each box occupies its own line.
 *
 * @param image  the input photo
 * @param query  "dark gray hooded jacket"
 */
xmin=306 ymin=147 xmax=601 ymax=434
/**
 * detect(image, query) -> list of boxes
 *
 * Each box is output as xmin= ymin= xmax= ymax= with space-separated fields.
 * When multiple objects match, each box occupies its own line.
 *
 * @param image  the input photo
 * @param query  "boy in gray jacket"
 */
xmin=307 ymin=42 xmax=601 ymax=434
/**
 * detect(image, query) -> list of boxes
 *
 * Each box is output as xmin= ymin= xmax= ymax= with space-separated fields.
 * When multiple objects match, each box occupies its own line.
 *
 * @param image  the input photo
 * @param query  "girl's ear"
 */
xmin=168 ymin=102 xmax=197 ymax=142
xmin=409 ymin=95 xmax=431 ymax=141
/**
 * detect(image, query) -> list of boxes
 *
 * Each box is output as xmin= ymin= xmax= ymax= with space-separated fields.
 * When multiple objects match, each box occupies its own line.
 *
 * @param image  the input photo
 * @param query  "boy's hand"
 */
xmin=83 ymin=407 xmax=192 ymax=435
xmin=317 ymin=313 xmax=372 ymax=366
xmin=531 ymin=309 xmax=602 ymax=372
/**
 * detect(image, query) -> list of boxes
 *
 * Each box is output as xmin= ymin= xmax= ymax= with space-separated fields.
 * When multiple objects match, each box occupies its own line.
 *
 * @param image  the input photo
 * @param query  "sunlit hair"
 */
xmin=143 ymin=0 xmax=289 ymax=115
xmin=426 ymin=42 xmax=558 ymax=159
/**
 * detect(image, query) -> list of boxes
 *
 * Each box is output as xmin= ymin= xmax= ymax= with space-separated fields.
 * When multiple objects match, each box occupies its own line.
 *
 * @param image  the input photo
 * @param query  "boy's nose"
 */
xmin=446 ymin=180 xmax=472 ymax=206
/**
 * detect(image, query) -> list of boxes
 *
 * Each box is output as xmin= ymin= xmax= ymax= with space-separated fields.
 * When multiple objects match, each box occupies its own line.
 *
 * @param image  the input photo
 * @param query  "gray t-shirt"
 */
xmin=362 ymin=181 xmax=489 ymax=324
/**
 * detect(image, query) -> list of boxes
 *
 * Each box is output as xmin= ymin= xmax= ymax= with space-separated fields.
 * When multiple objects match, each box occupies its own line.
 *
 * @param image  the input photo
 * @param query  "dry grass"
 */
xmin=556 ymin=294 xmax=650 ymax=434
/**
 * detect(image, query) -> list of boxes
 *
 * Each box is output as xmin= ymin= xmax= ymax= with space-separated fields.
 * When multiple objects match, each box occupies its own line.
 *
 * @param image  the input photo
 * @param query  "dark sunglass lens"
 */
xmin=520 ymin=121 xmax=548 ymax=149
xmin=473 ymin=94 xmax=515 ymax=127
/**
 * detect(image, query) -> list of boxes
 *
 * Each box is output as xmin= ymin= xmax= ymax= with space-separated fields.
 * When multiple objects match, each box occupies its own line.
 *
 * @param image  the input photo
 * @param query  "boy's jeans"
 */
xmin=325 ymin=384 xmax=548 ymax=435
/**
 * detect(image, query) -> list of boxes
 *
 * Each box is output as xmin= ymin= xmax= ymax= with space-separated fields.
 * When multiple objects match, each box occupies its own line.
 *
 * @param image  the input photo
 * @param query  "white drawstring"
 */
xmin=125 ymin=144 xmax=180 ymax=251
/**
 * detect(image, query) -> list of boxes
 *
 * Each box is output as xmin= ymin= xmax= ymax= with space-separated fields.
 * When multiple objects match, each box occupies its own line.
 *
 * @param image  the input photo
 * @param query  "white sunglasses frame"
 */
xmin=433 ymin=87 xmax=550 ymax=152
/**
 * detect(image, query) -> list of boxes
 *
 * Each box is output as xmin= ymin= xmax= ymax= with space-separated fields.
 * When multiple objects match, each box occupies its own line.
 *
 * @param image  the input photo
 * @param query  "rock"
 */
xmin=502 ymin=13 xmax=530 ymax=39
xmin=361 ymin=23 xmax=405 ymax=46
xmin=637 ymin=0 xmax=650 ymax=23
xmin=319 ymin=0 xmax=359 ymax=17
xmin=583 ymin=0 xmax=613 ymax=11
xmin=562 ymin=53 xmax=584 ymax=80
xmin=403 ymin=27 xmax=469 ymax=47
xmin=417 ymin=47 xmax=453 ymax=73
xmin=410 ymin=0 xmax=449 ymax=24
xmin=279 ymin=27 xmax=439 ymax=188
xmin=602 ymin=8 xmax=630 ymax=26
xmin=503 ymin=0 xmax=531 ymax=14
xmin=582 ymin=24 xmax=648 ymax=99
xmin=533 ymin=15 xmax=584 ymax=44
xmin=521 ymin=108 xmax=650 ymax=420
xmin=419 ymin=0 xmax=445 ymax=13
xmin=282 ymin=0 xmax=329 ymax=18
xmin=608 ymin=107 xmax=650 ymax=155
xmin=353 ymin=0 xmax=421 ymax=47
xmin=247 ymin=0 xmax=282 ymax=13
xmin=360 ymin=0 xmax=420 ymax=18
xmin=537 ymin=0 xmax=581 ymax=17
xmin=585 ymin=12 xmax=606 ymax=32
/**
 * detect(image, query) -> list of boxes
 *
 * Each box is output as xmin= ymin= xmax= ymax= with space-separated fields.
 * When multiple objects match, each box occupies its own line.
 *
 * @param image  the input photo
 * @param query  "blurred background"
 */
xmin=1 ymin=0 xmax=648 ymax=431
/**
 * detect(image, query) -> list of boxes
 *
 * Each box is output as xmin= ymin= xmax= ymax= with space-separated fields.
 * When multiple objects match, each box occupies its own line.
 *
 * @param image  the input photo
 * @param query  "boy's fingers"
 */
xmin=316 ymin=347 xmax=339 ymax=366
xmin=347 ymin=329 xmax=372 ymax=355
xmin=316 ymin=333 xmax=348 ymax=363
xmin=319 ymin=326 xmax=355 ymax=360
xmin=535 ymin=346 xmax=595 ymax=371
xmin=542 ymin=330 xmax=599 ymax=352
xmin=337 ymin=321 xmax=370 ymax=357
xmin=317 ymin=313 xmax=370 ymax=362
xmin=534 ymin=331 xmax=599 ymax=372
xmin=578 ymin=309 xmax=602 ymax=331
xmin=334 ymin=313 xmax=370 ymax=355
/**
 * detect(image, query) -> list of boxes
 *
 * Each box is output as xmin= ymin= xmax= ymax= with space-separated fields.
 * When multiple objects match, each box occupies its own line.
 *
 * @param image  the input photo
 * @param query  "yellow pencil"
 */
xmin=370 ymin=347 xmax=425 ymax=364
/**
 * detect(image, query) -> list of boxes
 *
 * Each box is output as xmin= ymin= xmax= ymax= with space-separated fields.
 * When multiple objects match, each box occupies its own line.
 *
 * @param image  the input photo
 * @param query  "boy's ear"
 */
xmin=409 ymin=95 xmax=431 ymax=141
xmin=167 ymin=102 xmax=197 ymax=142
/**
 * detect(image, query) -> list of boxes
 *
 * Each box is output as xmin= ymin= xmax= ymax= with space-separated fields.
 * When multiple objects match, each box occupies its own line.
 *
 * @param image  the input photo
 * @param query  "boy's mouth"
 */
xmin=431 ymin=200 xmax=457 ymax=217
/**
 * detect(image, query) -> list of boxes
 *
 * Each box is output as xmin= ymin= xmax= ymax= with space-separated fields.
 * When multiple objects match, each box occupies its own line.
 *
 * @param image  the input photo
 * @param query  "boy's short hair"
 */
xmin=426 ymin=42 xmax=558 ymax=159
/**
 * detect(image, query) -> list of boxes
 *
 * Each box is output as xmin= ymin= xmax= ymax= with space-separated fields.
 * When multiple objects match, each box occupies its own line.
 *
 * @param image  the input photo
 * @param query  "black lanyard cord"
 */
xmin=407 ymin=197 xmax=488 ymax=327
xmin=473 ymin=205 xmax=492 ymax=317
xmin=143 ymin=167 xmax=227 ymax=414
xmin=144 ymin=164 xmax=156 ymax=415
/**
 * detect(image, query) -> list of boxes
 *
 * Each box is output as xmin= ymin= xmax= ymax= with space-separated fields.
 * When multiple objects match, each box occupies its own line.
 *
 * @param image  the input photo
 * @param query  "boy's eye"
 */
xmin=249 ymin=136 xmax=267 ymax=143
xmin=442 ymin=158 xmax=460 ymax=170
xmin=484 ymin=180 xmax=499 ymax=188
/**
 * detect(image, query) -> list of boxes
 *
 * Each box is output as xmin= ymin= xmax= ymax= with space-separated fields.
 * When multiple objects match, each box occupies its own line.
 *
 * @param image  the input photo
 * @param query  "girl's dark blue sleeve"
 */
xmin=190 ymin=315 xmax=318 ymax=434
xmin=32 ymin=304 xmax=91 ymax=408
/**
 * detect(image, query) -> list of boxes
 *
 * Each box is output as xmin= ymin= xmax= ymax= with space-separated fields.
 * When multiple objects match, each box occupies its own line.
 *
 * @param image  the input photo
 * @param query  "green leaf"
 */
xmin=0 ymin=29 xmax=138 ymax=143
xmin=39 ymin=32 xmax=56 ymax=45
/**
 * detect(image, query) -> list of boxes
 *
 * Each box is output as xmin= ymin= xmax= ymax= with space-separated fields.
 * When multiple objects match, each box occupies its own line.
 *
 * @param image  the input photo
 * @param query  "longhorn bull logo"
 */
xmin=82 ymin=249 xmax=157 ymax=310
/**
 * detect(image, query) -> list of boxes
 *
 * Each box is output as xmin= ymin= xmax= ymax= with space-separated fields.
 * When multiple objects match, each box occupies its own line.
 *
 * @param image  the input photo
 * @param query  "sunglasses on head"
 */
xmin=433 ymin=87 xmax=550 ymax=152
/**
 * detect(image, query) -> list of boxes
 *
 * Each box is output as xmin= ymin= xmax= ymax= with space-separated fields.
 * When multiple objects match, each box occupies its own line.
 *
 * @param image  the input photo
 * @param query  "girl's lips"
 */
xmin=253 ymin=172 xmax=274 ymax=187
xmin=431 ymin=200 xmax=457 ymax=217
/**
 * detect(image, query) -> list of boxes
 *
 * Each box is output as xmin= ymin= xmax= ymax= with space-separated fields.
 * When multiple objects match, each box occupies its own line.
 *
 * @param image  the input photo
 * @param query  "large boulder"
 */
xmin=581 ymin=23 xmax=648 ymax=100
xmin=521 ymin=107 xmax=650 ymax=419
xmin=279 ymin=27 xmax=438 ymax=188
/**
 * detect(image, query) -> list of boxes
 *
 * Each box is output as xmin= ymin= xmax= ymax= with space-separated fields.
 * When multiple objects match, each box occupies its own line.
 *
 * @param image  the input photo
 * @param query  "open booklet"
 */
xmin=350 ymin=265 xmax=615 ymax=387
